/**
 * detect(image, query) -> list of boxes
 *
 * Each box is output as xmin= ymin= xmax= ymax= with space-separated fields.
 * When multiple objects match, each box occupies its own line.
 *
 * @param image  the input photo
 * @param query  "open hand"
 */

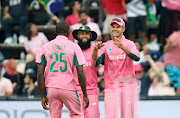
xmin=41 ymin=97 xmax=49 ymax=110
xmin=83 ymin=96 xmax=89 ymax=109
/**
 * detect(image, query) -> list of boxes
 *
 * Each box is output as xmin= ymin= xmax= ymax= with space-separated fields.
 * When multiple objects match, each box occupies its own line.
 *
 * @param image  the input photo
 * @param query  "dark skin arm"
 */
xmin=37 ymin=64 xmax=49 ymax=110
xmin=76 ymin=65 xmax=89 ymax=109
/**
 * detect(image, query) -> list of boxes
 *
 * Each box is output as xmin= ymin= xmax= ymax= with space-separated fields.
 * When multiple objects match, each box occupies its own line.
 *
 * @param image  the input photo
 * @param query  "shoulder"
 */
xmin=169 ymin=31 xmax=179 ymax=39
xmin=88 ymin=22 xmax=99 ymax=27
xmin=65 ymin=15 xmax=72 ymax=20
xmin=124 ymin=38 xmax=135 ymax=46
xmin=38 ymin=32 xmax=45 ymax=36
xmin=1 ymin=77 xmax=11 ymax=83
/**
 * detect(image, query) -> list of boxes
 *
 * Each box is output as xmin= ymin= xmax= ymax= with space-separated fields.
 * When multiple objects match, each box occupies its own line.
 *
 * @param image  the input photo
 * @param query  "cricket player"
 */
xmin=72 ymin=26 xmax=100 ymax=118
xmin=36 ymin=22 xmax=89 ymax=118
xmin=92 ymin=18 xmax=140 ymax=118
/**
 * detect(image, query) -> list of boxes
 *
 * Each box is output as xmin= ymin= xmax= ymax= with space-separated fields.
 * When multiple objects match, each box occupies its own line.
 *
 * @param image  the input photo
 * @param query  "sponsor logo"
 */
xmin=108 ymin=55 xmax=126 ymax=60
xmin=84 ymin=62 xmax=91 ymax=66
xmin=107 ymin=47 xmax=112 ymax=53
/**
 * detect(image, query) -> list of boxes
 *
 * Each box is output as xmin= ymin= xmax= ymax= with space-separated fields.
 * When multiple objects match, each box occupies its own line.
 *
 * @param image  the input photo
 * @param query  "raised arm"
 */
xmin=92 ymin=42 xmax=105 ymax=60
xmin=113 ymin=37 xmax=140 ymax=61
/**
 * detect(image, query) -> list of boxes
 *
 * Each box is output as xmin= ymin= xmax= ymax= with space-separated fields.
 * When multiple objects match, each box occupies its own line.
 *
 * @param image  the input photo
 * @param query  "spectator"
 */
xmin=71 ymin=10 xmax=102 ymax=41
xmin=158 ymin=0 xmax=180 ymax=45
xmin=65 ymin=0 xmax=82 ymax=26
xmin=126 ymin=0 xmax=148 ymax=44
xmin=135 ymin=62 xmax=151 ymax=96
xmin=0 ymin=63 xmax=13 ymax=96
xmin=65 ymin=1 xmax=91 ymax=41
xmin=145 ymin=55 xmax=175 ymax=96
xmin=25 ymin=23 xmax=49 ymax=57
xmin=143 ymin=28 xmax=161 ymax=61
xmin=2 ymin=0 xmax=28 ymax=44
xmin=25 ymin=54 xmax=37 ymax=74
xmin=102 ymin=0 xmax=125 ymax=42
xmin=3 ymin=59 xmax=24 ymax=95
xmin=134 ymin=41 xmax=145 ymax=64
xmin=22 ymin=68 xmax=40 ymax=96
xmin=163 ymin=22 xmax=180 ymax=95
xmin=27 ymin=0 xmax=60 ymax=25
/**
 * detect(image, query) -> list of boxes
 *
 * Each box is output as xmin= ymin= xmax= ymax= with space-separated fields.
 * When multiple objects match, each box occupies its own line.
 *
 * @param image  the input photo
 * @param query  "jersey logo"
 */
xmin=107 ymin=47 xmax=112 ymax=53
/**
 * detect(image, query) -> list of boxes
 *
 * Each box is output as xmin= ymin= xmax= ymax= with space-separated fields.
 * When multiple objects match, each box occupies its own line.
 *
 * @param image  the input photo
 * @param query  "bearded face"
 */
xmin=77 ymin=31 xmax=91 ymax=50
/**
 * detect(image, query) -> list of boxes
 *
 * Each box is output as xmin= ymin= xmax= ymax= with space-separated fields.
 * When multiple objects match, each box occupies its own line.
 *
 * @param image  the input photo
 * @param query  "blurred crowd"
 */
xmin=0 ymin=0 xmax=180 ymax=97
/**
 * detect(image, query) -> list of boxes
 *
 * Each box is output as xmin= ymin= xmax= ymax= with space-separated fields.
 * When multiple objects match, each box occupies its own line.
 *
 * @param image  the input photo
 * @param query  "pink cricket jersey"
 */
xmin=74 ymin=45 xmax=98 ymax=95
xmin=96 ymin=35 xmax=140 ymax=89
xmin=36 ymin=35 xmax=86 ymax=90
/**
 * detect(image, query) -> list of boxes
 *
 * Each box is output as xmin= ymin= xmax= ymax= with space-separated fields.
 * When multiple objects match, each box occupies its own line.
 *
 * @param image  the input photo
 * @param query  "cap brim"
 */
xmin=110 ymin=21 xmax=124 ymax=27
xmin=72 ymin=30 xmax=97 ymax=41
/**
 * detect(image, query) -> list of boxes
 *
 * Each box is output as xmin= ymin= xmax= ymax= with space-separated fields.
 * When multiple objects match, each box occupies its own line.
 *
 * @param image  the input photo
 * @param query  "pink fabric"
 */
xmin=134 ymin=64 xmax=143 ymax=72
xmin=102 ymin=0 xmax=125 ymax=15
xmin=104 ymin=81 xmax=139 ymax=118
xmin=96 ymin=35 xmax=140 ymax=89
xmin=162 ymin=0 xmax=180 ymax=10
xmin=79 ymin=94 xmax=100 ymax=118
xmin=24 ymin=32 xmax=48 ymax=56
xmin=35 ymin=35 xmax=86 ymax=90
xmin=47 ymin=88 xmax=83 ymax=118
xmin=71 ymin=22 xmax=102 ymax=37
xmin=164 ymin=31 xmax=180 ymax=68
xmin=74 ymin=45 xmax=98 ymax=95
xmin=65 ymin=14 xmax=80 ymax=26
xmin=0 ymin=77 xmax=13 ymax=96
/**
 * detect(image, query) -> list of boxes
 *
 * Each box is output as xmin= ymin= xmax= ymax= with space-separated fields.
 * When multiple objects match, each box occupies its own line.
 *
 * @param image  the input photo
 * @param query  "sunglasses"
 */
xmin=112 ymin=18 xmax=122 ymax=23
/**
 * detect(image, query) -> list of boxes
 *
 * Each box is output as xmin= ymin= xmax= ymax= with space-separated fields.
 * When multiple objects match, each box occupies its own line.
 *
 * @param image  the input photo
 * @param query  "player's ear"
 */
xmin=123 ymin=27 xmax=125 ymax=32
xmin=67 ymin=29 xmax=70 ymax=37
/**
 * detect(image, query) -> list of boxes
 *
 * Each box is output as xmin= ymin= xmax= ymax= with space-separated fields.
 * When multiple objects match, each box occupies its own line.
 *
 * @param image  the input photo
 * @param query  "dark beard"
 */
xmin=78 ymin=39 xmax=91 ymax=50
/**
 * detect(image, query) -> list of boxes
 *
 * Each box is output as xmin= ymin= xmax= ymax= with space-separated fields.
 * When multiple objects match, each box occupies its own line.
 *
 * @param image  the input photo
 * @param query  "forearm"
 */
xmin=92 ymin=50 xmax=98 ymax=60
xmin=121 ymin=46 xmax=140 ymax=61
xmin=78 ymin=72 xmax=87 ymax=97
xmin=147 ymin=58 xmax=159 ymax=73
xmin=163 ymin=39 xmax=173 ymax=53
xmin=37 ymin=72 xmax=46 ymax=98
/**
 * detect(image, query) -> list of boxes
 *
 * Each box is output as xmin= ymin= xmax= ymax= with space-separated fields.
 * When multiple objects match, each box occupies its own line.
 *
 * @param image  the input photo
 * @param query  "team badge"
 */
xmin=107 ymin=47 xmax=112 ymax=53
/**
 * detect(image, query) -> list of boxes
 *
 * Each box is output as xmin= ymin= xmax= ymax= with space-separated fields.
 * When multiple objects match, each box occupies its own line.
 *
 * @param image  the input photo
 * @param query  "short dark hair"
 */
xmin=28 ymin=73 xmax=37 ymax=83
xmin=56 ymin=21 xmax=70 ymax=35
xmin=79 ymin=10 xmax=89 ymax=16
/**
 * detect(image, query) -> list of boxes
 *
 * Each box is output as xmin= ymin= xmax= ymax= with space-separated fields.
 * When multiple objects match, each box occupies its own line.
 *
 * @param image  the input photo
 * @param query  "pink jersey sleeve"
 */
xmin=35 ymin=48 xmax=46 ymax=65
xmin=129 ymin=41 xmax=140 ymax=58
xmin=74 ymin=44 xmax=86 ymax=66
